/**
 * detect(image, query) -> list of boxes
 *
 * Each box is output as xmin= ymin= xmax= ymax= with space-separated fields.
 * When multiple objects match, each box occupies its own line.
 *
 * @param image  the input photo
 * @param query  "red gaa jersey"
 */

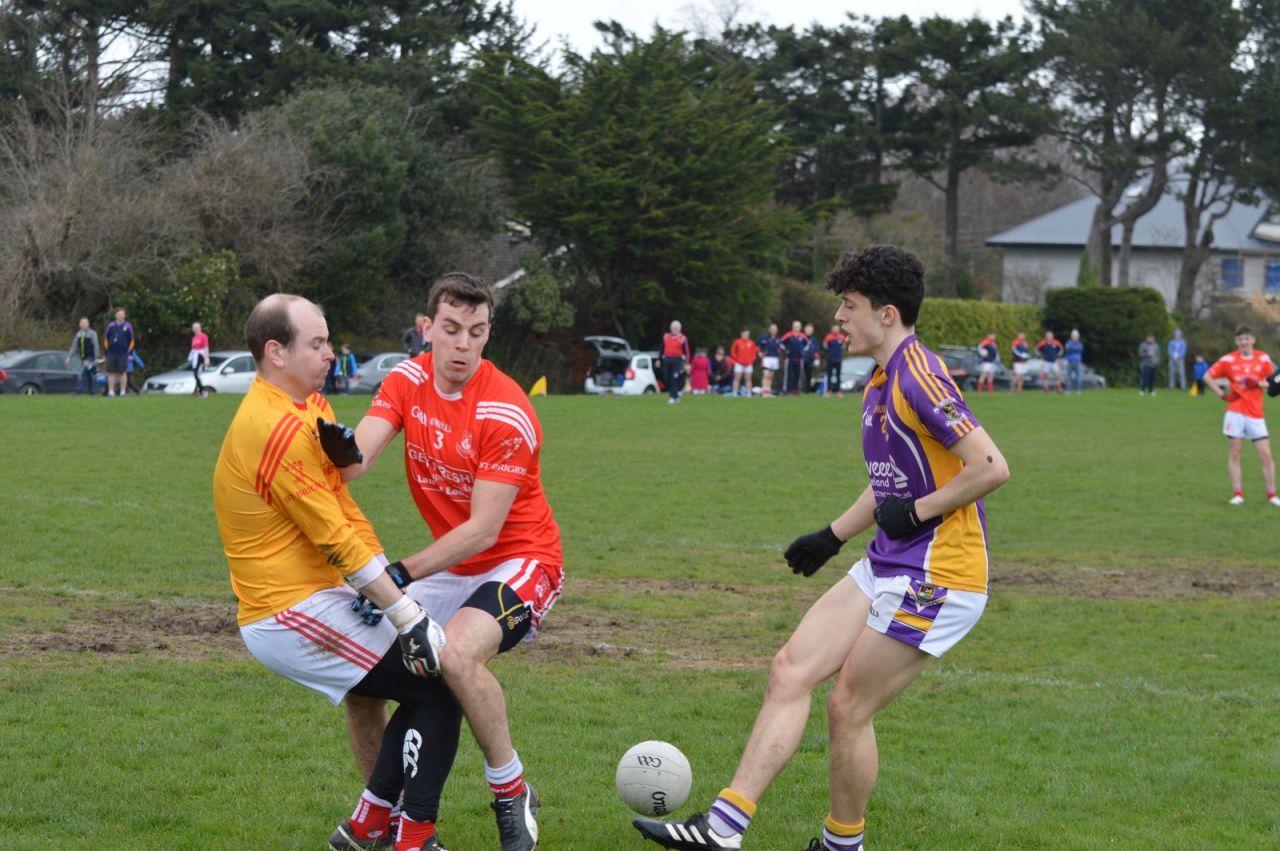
xmin=1206 ymin=349 xmax=1274 ymax=419
xmin=369 ymin=355 xmax=563 ymax=575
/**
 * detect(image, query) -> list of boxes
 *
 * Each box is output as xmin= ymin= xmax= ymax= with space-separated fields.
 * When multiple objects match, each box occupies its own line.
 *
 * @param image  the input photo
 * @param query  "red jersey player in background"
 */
xmin=323 ymin=273 xmax=563 ymax=851
xmin=1205 ymin=324 xmax=1279 ymax=506
xmin=730 ymin=328 xmax=758 ymax=397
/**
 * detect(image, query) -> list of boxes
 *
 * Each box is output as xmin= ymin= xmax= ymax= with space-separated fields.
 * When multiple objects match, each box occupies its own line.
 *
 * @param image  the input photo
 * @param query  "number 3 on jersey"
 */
xmin=433 ymin=430 xmax=445 ymax=449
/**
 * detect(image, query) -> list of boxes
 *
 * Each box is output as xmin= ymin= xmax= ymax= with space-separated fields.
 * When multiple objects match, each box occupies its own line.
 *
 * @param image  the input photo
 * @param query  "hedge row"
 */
xmin=1044 ymin=287 xmax=1171 ymax=387
xmin=914 ymin=299 xmax=1044 ymax=350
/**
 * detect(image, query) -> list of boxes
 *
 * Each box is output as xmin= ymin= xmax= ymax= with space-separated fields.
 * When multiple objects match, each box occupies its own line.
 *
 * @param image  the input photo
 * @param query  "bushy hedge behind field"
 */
xmin=915 ymin=298 xmax=1044 ymax=351
xmin=1044 ymin=287 xmax=1171 ymax=387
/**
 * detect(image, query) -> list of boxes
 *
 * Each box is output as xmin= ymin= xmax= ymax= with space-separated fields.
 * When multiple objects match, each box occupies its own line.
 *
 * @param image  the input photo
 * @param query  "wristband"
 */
xmin=384 ymin=596 xmax=426 ymax=633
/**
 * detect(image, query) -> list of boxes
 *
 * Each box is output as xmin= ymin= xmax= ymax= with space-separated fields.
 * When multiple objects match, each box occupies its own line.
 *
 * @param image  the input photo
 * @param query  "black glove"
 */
xmin=874 ymin=495 xmax=921 ymax=539
xmin=398 ymin=614 xmax=445 ymax=678
xmin=1268 ymin=369 xmax=1280 ymax=398
xmin=350 ymin=561 xmax=416 ymax=624
xmin=317 ymin=418 xmax=363 ymax=467
xmin=784 ymin=525 xmax=844 ymax=577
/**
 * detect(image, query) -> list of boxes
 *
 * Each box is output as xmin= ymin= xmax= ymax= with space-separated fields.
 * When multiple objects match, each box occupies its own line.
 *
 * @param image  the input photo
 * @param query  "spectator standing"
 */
xmin=822 ymin=324 xmax=846 ymax=397
xmin=661 ymin=320 xmax=691 ymax=404
xmin=103 ymin=308 xmax=135 ymax=397
xmin=402 ymin=313 xmax=430 ymax=356
xmin=1064 ymin=329 xmax=1085 ymax=395
xmin=803 ymin=323 xmax=820 ymax=393
xmin=976 ymin=332 xmax=999 ymax=394
xmin=335 ymin=343 xmax=360 ymax=394
xmin=65 ymin=317 xmax=101 ymax=395
xmin=781 ymin=320 xmax=808 ymax=395
xmin=1010 ymin=331 xmax=1031 ymax=393
xmin=1168 ymin=328 xmax=1187 ymax=390
xmin=757 ymin=324 xmax=781 ymax=397
xmin=1204 ymin=325 xmax=1278 ymax=506
xmin=730 ymin=329 xmax=758 ymax=397
xmin=1193 ymin=355 xmax=1209 ymax=395
xmin=1036 ymin=330 xmax=1065 ymax=393
xmin=1138 ymin=334 xmax=1160 ymax=396
xmin=689 ymin=347 xmax=711 ymax=395
xmin=190 ymin=322 xmax=210 ymax=397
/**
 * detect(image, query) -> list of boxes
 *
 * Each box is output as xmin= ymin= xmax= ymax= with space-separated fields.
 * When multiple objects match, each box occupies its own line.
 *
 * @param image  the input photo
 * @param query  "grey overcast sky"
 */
xmin=512 ymin=0 xmax=1028 ymax=55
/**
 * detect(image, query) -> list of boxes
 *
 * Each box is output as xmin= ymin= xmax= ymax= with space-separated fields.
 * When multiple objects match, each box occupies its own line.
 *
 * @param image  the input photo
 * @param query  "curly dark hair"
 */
xmin=825 ymin=245 xmax=925 ymax=327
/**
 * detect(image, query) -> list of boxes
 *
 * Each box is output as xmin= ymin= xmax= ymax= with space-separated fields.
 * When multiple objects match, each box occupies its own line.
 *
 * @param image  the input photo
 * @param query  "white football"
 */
xmin=615 ymin=740 xmax=692 ymax=816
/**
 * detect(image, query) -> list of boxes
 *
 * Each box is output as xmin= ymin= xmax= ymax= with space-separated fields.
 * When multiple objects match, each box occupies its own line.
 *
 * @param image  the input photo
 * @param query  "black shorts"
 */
xmin=104 ymin=354 xmax=129 ymax=373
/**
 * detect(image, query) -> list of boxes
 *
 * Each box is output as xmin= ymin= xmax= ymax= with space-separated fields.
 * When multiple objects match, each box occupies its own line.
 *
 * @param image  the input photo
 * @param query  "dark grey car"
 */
xmin=347 ymin=352 xmax=410 ymax=394
xmin=0 ymin=349 xmax=82 ymax=394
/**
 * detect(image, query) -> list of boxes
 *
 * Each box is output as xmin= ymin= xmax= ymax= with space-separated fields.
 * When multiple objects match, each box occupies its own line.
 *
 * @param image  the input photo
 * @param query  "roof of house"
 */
xmin=986 ymin=180 xmax=1278 ymax=252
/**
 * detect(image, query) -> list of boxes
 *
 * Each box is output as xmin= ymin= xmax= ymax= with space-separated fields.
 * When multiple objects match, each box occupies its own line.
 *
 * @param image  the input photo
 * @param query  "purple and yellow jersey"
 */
xmin=861 ymin=336 xmax=989 ymax=593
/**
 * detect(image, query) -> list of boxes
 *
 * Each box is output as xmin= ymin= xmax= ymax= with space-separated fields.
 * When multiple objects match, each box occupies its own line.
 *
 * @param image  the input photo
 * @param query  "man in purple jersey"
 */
xmin=635 ymin=246 xmax=1010 ymax=851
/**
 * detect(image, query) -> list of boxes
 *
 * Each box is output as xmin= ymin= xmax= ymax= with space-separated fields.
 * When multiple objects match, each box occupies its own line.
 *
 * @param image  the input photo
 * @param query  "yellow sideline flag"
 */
xmin=529 ymin=376 xmax=548 ymax=397
xmin=1189 ymin=382 xmax=1199 ymax=397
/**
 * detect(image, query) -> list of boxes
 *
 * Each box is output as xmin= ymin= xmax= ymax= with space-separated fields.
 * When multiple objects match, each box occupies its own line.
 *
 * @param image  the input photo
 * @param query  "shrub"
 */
xmin=1043 ymin=287 xmax=1170 ymax=386
xmin=914 ymin=298 xmax=1043 ymax=351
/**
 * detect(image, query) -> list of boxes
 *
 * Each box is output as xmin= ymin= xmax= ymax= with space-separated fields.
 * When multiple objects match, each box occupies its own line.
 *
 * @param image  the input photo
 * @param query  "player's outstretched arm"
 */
xmin=912 ymin=427 xmax=1010 ymax=523
xmin=784 ymin=486 xmax=875 ymax=576
xmin=338 ymin=416 xmax=399 ymax=482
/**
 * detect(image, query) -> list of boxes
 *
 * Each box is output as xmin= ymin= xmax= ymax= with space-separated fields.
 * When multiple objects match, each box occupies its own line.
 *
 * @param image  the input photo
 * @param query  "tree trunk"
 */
xmin=1119 ymin=219 xmax=1135 ymax=286
xmin=943 ymin=153 xmax=960 ymax=297
xmin=1110 ymin=162 xmax=1168 ymax=287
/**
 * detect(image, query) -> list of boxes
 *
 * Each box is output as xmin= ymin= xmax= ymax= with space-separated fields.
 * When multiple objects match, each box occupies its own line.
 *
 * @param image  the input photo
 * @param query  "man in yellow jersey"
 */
xmin=636 ymin=246 xmax=1011 ymax=851
xmin=214 ymin=293 xmax=455 ymax=851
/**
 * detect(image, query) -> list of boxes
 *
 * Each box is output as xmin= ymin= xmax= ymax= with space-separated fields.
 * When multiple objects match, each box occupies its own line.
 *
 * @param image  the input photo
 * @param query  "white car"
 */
xmin=584 ymin=336 xmax=663 ymax=395
xmin=144 ymin=350 xmax=257 ymax=395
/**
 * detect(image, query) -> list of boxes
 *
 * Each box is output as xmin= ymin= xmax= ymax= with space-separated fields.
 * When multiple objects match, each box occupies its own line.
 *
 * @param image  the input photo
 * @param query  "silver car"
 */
xmin=347 ymin=352 xmax=410 ymax=395
xmin=144 ymin=350 xmax=257 ymax=395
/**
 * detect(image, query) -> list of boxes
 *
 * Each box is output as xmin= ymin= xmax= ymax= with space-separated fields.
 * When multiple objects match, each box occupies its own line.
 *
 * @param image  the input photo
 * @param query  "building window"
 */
xmin=1266 ymin=260 xmax=1280 ymax=295
xmin=1220 ymin=257 xmax=1243 ymax=291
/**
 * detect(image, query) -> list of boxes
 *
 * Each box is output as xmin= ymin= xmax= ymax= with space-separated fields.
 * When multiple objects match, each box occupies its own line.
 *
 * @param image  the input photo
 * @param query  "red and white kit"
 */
xmin=369 ymin=355 xmax=563 ymax=629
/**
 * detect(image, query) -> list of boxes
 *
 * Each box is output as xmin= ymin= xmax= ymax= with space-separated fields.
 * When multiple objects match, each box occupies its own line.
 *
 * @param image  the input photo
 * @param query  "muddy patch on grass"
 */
xmin=993 ymin=564 xmax=1280 ymax=599
xmin=1 ymin=596 xmax=242 ymax=660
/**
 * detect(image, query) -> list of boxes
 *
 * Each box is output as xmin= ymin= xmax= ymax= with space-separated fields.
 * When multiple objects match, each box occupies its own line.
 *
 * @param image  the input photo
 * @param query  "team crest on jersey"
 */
xmin=500 ymin=436 xmax=523 ymax=461
xmin=458 ymin=431 xmax=475 ymax=459
xmin=934 ymin=396 xmax=964 ymax=423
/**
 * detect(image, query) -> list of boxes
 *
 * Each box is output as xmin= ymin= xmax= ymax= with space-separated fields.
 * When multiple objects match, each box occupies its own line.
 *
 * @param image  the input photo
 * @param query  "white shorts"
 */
xmin=761 ymin=356 xmax=779 ymax=371
xmin=1041 ymin=362 xmax=1061 ymax=376
xmin=979 ymin=362 xmax=996 ymax=375
xmin=240 ymin=586 xmax=397 ymax=706
xmin=1013 ymin=362 xmax=1027 ymax=376
xmin=733 ymin=362 xmax=753 ymax=376
xmin=848 ymin=558 xmax=986 ymax=658
xmin=1224 ymin=411 xmax=1269 ymax=441
xmin=406 ymin=557 xmax=562 ymax=642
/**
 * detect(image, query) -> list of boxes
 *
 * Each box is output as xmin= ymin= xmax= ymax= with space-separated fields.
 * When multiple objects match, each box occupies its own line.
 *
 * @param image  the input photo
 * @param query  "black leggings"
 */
xmin=193 ymin=361 xmax=205 ymax=394
xmin=349 ymin=642 xmax=462 ymax=822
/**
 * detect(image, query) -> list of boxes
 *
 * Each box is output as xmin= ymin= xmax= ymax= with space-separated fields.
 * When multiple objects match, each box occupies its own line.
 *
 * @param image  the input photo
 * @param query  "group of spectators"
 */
xmin=659 ymin=320 xmax=849 ymax=403
xmin=66 ymin=309 xmax=212 ymax=397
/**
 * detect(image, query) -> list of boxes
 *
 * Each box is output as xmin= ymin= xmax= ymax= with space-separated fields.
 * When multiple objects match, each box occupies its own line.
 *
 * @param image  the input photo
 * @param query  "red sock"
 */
xmin=396 ymin=815 xmax=436 ymax=851
xmin=347 ymin=791 xmax=393 ymax=842
xmin=1268 ymin=490 xmax=1276 ymax=499
xmin=490 ymin=775 xmax=526 ymax=799
xmin=1235 ymin=490 xmax=1244 ymax=498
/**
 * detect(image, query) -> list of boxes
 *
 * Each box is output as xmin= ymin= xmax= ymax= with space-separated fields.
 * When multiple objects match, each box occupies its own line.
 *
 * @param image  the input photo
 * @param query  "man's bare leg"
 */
xmin=441 ymin=607 xmax=511 ymax=765
xmin=1255 ymin=438 xmax=1276 ymax=492
xmin=727 ymin=577 xmax=869 ymax=801
xmin=826 ymin=629 xmax=931 ymax=825
xmin=1229 ymin=439 xmax=1244 ymax=494
xmin=343 ymin=693 xmax=389 ymax=780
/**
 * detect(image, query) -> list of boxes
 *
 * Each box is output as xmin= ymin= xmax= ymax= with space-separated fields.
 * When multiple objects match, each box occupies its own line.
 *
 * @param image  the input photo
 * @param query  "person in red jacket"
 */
xmin=689 ymin=347 xmax=711 ymax=395
xmin=730 ymin=329 xmax=758 ymax=397
xmin=662 ymin=320 xmax=691 ymax=404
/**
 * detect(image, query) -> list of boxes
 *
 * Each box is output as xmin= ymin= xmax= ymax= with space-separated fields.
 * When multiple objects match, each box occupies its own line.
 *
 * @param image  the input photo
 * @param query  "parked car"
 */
xmin=144 ymin=350 xmax=257 ymax=395
xmin=1021 ymin=358 xmax=1107 ymax=390
xmin=0 ymin=349 xmax=83 ymax=394
xmin=809 ymin=356 xmax=877 ymax=393
xmin=936 ymin=345 xmax=1014 ymax=391
xmin=347 ymin=351 xmax=410 ymax=394
xmin=583 ymin=336 xmax=663 ymax=395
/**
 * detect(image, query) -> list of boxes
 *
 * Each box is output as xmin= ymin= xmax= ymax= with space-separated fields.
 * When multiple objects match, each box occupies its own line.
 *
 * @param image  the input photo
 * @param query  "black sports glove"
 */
xmin=398 ymin=614 xmax=445 ymax=678
xmin=351 ymin=561 xmax=416 ymax=624
xmin=1268 ymin=369 xmax=1280 ymax=398
xmin=317 ymin=418 xmax=363 ymax=467
xmin=784 ymin=525 xmax=844 ymax=577
xmin=874 ymin=495 xmax=921 ymax=539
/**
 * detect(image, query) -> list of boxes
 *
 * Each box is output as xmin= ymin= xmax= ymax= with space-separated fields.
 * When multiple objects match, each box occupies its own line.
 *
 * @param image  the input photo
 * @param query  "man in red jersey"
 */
xmin=324 ymin=273 xmax=563 ymax=851
xmin=662 ymin=320 xmax=692 ymax=404
xmin=1205 ymin=325 xmax=1279 ymax=506
xmin=730 ymin=328 xmax=758 ymax=397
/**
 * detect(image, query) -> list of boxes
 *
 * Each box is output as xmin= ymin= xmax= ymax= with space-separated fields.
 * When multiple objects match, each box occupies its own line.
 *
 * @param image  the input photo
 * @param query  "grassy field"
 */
xmin=1 ymin=388 xmax=1278 ymax=850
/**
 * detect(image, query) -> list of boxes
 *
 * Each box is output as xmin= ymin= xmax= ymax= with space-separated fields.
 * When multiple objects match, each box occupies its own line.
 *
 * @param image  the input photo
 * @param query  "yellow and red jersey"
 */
xmin=369 ymin=355 xmax=563 ymax=576
xmin=1207 ymin=349 xmax=1274 ymax=419
xmin=214 ymin=377 xmax=382 ymax=625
